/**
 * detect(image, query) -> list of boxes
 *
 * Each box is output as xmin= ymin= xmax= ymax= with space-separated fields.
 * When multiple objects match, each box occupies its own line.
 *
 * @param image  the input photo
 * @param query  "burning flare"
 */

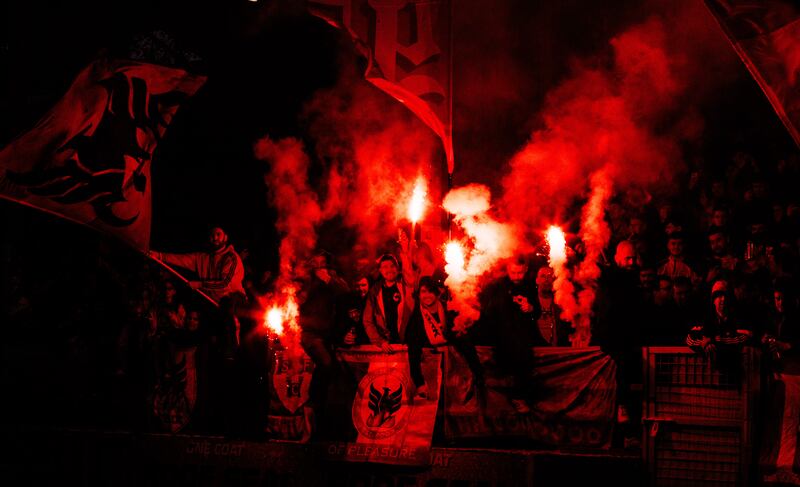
xmin=261 ymin=284 xmax=301 ymax=341
xmin=546 ymin=225 xmax=580 ymax=335
xmin=443 ymin=185 xmax=517 ymax=333
xmin=546 ymin=225 xmax=566 ymax=265
xmin=264 ymin=307 xmax=284 ymax=335
xmin=407 ymin=178 xmax=427 ymax=224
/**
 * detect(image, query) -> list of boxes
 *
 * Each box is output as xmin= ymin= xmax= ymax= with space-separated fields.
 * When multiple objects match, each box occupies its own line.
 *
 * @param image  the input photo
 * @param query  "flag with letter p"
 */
xmin=308 ymin=0 xmax=454 ymax=173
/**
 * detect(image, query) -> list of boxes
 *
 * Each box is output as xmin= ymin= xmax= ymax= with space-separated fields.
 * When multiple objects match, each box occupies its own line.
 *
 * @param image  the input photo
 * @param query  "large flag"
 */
xmin=705 ymin=0 xmax=800 ymax=147
xmin=0 ymin=58 xmax=206 ymax=250
xmin=326 ymin=346 xmax=441 ymax=466
xmin=308 ymin=0 xmax=454 ymax=173
xmin=444 ymin=346 xmax=617 ymax=448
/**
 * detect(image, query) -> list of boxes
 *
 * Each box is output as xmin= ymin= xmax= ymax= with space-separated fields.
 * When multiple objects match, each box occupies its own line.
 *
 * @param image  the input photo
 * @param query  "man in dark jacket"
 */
xmin=477 ymin=256 xmax=539 ymax=413
xmin=363 ymin=252 xmax=417 ymax=352
xmin=298 ymin=250 xmax=349 ymax=431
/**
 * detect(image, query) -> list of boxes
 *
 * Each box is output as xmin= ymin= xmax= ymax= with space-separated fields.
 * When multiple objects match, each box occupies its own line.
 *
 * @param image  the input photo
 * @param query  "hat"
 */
xmin=711 ymin=279 xmax=729 ymax=299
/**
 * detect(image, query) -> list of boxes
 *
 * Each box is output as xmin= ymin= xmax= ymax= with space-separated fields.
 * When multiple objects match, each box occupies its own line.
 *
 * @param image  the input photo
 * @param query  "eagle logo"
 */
xmin=352 ymin=368 xmax=411 ymax=440
xmin=367 ymin=383 xmax=403 ymax=429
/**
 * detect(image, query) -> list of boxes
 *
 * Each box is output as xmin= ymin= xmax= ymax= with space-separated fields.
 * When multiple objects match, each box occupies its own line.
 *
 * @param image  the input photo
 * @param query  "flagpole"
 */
xmin=145 ymin=253 xmax=219 ymax=307
xmin=447 ymin=0 xmax=454 ymax=240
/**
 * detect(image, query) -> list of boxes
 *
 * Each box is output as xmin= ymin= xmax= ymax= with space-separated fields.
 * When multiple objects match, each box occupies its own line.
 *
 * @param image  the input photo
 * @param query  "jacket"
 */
xmin=154 ymin=244 xmax=245 ymax=303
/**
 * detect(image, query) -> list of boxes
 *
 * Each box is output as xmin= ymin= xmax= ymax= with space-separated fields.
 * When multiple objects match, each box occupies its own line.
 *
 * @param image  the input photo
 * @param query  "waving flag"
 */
xmin=309 ymin=0 xmax=454 ymax=173
xmin=0 ymin=58 xmax=206 ymax=250
xmin=705 ymin=0 xmax=800 ymax=146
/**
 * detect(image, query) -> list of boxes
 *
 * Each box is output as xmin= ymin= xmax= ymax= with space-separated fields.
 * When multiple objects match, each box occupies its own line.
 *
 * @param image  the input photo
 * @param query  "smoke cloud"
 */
xmin=443 ymin=184 xmax=518 ymax=331
xmin=302 ymin=61 xmax=443 ymax=257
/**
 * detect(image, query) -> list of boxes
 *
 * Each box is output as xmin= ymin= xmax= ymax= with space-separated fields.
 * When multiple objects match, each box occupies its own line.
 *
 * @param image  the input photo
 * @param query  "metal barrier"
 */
xmin=642 ymin=347 xmax=759 ymax=486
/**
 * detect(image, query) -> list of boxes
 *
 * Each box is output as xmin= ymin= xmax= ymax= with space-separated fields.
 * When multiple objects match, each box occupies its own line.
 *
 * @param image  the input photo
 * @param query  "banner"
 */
xmin=266 ymin=345 xmax=315 ymax=442
xmin=152 ymin=347 xmax=198 ymax=433
xmin=308 ymin=0 xmax=454 ymax=173
xmin=328 ymin=346 xmax=442 ymax=466
xmin=0 ymin=58 xmax=206 ymax=250
xmin=444 ymin=346 xmax=617 ymax=448
xmin=705 ymin=0 xmax=800 ymax=147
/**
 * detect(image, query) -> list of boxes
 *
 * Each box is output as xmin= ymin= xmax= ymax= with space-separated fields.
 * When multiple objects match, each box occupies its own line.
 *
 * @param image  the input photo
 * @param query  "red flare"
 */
xmin=264 ymin=307 xmax=284 ymax=335
xmin=546 ymin=225 xmax=566 ymax=265
xmin=407 ymin=178 xmax=427 ymax=224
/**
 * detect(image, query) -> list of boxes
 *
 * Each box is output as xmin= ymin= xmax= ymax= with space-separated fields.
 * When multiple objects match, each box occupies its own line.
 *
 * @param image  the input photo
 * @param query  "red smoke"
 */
xmin=254 ymin=136 xmax=322 ymax=342
xmin=302 ymin=63 xmax=443 ymax=256
xmin=491 ymin=3 xmax=737 ymax=344
xmin=443 ymin=184 xmax=518 ymax=331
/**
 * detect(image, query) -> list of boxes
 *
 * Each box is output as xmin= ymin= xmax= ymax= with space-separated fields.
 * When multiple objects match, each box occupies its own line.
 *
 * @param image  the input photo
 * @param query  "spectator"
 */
xmin=363 ymin=233 xmax=417 ymax=352
xmin=149 ymin=226 xmax=246 ymax=360
xmin=686 ymin=279 xmax=753 ymax=357
xmin=477 ymin=256 xmax=539 ymax=414
xmin=706 ymin=226 xmax=741 ymax=284
xmin=533 ymin=266 xmax=571 ymax=346
xmin=405 ymin=277 xmax=483 ymax=399
xmin=298 ymin=250 xmax=349 ymax=435
xmin=594 ymin=240 xmax=646 ymax=429
xmin=340 ymin=272 xmax=371 ymax=347
xmin=658 ymin=231 xmax=700 ymax=284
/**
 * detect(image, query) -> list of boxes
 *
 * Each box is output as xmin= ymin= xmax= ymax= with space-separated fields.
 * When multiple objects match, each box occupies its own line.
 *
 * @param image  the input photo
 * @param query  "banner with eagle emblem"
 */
xmin=330 ymin=346 xmax=441 ymax=466
xmin=0 ymin=57 xmax=206 ymax=251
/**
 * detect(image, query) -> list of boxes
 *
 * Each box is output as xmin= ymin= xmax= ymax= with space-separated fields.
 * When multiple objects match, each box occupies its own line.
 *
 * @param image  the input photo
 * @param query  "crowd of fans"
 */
xmin=2 ymin=150 xmax=800 ymax=449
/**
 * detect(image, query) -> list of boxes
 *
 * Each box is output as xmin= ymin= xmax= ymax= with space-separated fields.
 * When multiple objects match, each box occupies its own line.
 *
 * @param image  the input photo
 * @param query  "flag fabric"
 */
xmin=705 ymin=0 xmax=800 ymax=147
xmin=328 ymin=346 xmax=441 ymax=466
xmin=0 ymin=58 xmax=206 ymax=251
xmin=444 ymin=346 xmax=617 ymax=448
xmin=308 ymin=0 xmax=454 ymax=173
xmin=266 ymin=345 xmax=315 ymax=442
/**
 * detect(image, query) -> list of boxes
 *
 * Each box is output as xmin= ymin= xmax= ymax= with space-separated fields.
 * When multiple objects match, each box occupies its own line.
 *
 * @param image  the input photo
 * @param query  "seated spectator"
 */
xmin=686 ymin=279 xmax=753 ymax=356
xmin=658 ymin=231 xmax=700 ymax=285
xmin=706 ymin=226 xmax=740 ymax=283
xmin=656 ymin=276 xmax=702 ymax=345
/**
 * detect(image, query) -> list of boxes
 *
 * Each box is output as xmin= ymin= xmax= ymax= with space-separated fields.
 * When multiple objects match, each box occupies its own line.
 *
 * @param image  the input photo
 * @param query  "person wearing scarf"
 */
xmin=406 ymin=276 xmax=484 ymax=399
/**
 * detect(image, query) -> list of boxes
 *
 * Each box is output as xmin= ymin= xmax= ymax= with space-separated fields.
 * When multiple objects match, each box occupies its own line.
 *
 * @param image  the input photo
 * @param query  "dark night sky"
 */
xmin=1 ymin=0 xmax=795 ymax=270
